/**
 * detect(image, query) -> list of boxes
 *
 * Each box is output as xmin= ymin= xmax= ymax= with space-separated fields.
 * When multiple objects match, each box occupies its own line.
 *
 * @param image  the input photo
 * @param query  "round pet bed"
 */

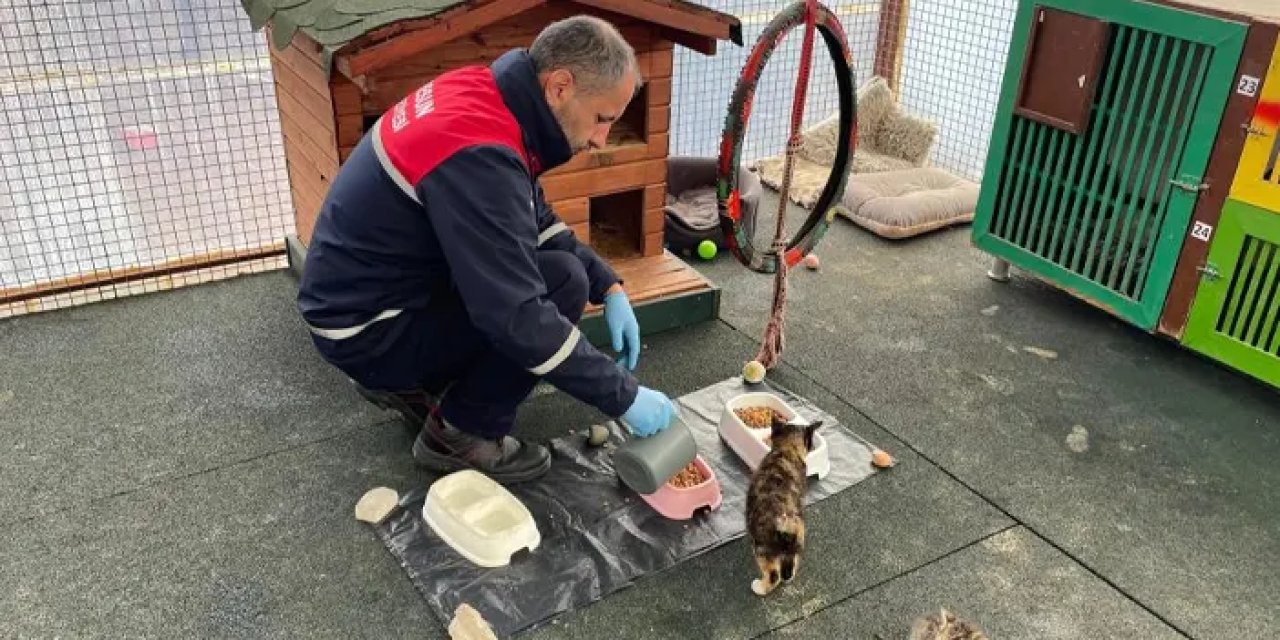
xmin=839 ymin=167 xmax=978 ymax=239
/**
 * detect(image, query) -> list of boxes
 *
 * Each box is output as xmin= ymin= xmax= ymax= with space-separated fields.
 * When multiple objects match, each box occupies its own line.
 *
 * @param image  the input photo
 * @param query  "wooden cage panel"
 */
xmin=543 ymin=38 xmax=673 ymax=176
xmin=540 ymin=158 xmax=665 ymax=201
xmin=543 ymin=164 xmax=665 ymax=258
xmin=357 ymin=3 xmax=661 ymax=117
xmin=1228 ymin=38 xmax=1280 ymax=212
xmin=333 ymin=76 xmax=364 ymax=164
xmin=1158 ymin=22 xmax=1279 ymax=338
xmin=550 ymin=197 xmax=590 ymax=224
xmin=643 ymin=182 xmax=666 ymax=257
xmin=267 ymin=27 xmax=340 ymax=245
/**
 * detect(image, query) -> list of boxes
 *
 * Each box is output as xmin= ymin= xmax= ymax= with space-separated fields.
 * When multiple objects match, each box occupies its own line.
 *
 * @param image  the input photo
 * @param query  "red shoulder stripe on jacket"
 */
xmin=371 ymin=67 xmax=529 ymax=201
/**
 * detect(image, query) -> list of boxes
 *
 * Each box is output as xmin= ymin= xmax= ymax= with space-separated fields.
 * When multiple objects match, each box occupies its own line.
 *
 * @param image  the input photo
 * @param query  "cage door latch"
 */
xmin=1170 ymin=175 xmax=1209 ymax=193
xmin=1197 ymin=262 xmax=1221 ymax=281
xmin=1240 ymin=123 xmax=1268 ymax=137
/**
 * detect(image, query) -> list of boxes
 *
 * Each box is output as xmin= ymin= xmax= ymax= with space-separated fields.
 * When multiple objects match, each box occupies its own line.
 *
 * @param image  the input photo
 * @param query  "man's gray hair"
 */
xmin=530 ymin=15 xmax=641 ymax=96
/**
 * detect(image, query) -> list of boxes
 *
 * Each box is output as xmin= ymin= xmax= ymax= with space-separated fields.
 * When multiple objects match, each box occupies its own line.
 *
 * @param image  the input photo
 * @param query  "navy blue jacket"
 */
xmin=298 ymin=49 xmax=638 ymax=417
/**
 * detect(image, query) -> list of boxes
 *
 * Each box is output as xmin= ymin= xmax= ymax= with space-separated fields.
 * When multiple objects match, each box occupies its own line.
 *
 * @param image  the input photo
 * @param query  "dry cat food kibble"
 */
xmin=734 ymin=406 xmax=783 ymax=429
xmin=667 ymin=462 xmax=706 ymax=488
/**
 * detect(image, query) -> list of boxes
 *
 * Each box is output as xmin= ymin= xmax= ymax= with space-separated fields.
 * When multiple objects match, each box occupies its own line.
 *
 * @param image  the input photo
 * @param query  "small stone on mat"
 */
xmin=354 ymin=486 xmax=399 ymax=524
xmin=871 ymin=449 xmax=895 ymax=468
xmin=587 ymin=424 xmax=609 ymax=446
xmin=448 ymin=603 xmax=499 ymax=640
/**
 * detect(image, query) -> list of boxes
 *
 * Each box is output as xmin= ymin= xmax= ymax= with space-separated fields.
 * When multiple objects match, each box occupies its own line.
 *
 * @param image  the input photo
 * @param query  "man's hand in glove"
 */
xmin=621 ymin=386 xmax=674 ymax=437
xmin=603 ymin=285 xmax=641 ymax=370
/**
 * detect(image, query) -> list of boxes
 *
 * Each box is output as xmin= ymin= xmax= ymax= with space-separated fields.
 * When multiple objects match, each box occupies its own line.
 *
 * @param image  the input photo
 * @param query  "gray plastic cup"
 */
xmin=614 ymin=413 xmax=698 ymax=495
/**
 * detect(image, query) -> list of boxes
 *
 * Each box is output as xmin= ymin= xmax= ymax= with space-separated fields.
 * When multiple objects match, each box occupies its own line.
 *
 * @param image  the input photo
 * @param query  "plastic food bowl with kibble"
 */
xmin=718 ymin=392 xmax=831 ymax=479
xmin=636 ymin=454 xmax=723 ymax=520
xmin=421 ymin=469 xmax=540 ymax=568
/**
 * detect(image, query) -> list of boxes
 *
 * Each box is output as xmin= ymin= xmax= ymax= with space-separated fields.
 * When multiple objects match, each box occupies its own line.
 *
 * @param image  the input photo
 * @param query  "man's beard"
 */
xmin=552 ymin=105 xmax=589 ymax=153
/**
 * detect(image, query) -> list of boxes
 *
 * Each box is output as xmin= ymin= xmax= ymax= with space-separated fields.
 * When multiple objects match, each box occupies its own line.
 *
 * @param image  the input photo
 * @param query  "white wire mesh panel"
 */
xmin=0 ymin=0 xmax=1017 ymax=315
xmin=669 ymin=0 xmax=1016 ymax=183
xmin=896 ymin=0 xmax=1016 ymax=181
xmin=0 ymin=0 xmax=291 ymax=307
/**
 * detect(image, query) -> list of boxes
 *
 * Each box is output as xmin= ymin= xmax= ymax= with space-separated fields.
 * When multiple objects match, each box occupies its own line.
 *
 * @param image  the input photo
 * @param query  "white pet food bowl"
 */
xmin=718 ymin=392 xmax=831 ymax=479
xmin=422 ymin=469 xmax=540 ymax=568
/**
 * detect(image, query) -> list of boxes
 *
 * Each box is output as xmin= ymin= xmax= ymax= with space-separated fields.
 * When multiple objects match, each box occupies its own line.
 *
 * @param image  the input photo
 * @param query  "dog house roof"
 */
xmin=240 ymin=0 xmax=743 ymax=76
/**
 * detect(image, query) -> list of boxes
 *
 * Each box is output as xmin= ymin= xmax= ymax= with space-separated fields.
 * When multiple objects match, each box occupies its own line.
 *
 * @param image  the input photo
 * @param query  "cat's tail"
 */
xmin=774 ymin=514 xmax=803 ymax=544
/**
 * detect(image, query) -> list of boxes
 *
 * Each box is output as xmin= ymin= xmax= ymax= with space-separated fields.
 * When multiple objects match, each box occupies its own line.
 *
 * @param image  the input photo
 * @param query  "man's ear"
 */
xmin=543 ymin=69 xmax=575 ymax=106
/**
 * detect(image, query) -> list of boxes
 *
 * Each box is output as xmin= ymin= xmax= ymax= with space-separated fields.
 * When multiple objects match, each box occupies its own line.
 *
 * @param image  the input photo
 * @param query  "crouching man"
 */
xmin=297 ymin=16 xmax=675 ymax=483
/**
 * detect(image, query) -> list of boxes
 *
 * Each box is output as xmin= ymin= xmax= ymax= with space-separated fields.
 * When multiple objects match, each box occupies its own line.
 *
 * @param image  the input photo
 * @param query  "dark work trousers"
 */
xmin=312 ymin=250 xmax=590 ymax=438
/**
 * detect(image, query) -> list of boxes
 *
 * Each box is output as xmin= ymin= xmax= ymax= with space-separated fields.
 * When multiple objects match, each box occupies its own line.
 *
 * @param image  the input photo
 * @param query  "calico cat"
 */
xmin=907 ymin=609 xmax=989 ymax=640
xmin=745 ymin=413 xmax=820 ymax=596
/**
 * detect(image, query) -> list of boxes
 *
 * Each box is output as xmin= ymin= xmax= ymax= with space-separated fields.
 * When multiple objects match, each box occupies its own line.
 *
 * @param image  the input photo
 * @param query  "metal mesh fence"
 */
xmin=670 ymin=0 xmax=1017 ymax=183
xmin=0 ymin=0 xmax=291 ymax=315
xmin=0 ymin=0 xmax=1017 ymax=317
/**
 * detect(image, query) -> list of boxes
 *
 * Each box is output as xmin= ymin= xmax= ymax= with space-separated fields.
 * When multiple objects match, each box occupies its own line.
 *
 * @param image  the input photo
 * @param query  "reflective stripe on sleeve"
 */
xmin=528 ymin=325 xmax=580 ymax=375
xmin=537 ymin=221 xmax=569 ymax=246
xmin=306 ymin=309 xmax=404 ymax=340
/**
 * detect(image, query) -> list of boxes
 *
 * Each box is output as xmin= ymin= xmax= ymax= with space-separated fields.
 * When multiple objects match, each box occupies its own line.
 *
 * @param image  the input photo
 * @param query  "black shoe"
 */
xmin=412 ymin=414 xmax=551 ymax=484
xmin=352 ymin=381 xmax=438 ymax=433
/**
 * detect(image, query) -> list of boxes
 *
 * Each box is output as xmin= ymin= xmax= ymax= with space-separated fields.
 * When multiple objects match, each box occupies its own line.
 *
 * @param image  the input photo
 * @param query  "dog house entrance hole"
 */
xmin=606 ymin=84 xmax=648 ymax=148
xmin=590 ymin=189 xmax=644 ymax=259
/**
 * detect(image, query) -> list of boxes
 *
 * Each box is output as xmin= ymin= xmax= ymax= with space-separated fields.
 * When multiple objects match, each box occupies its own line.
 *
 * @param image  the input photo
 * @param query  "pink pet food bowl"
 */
xmin=635 ymin=454 xmax=723 ymax=520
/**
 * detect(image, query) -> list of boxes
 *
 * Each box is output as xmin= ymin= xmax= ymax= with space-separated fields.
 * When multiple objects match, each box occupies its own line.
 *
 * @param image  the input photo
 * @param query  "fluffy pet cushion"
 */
xmin=747 ymin=150 xmax=922 ymax=210
xmin=796 ymin=76 xmax=897 ymax=167
xmin=751 ymin=76 xmax=939 ymax=207
xmin=746 ymin=155 xmax=831 ymax=209
xmin=839 ymin=167 xmax=979 ymax=239
xmin=872 ymin=111 xmax=937 ymax=167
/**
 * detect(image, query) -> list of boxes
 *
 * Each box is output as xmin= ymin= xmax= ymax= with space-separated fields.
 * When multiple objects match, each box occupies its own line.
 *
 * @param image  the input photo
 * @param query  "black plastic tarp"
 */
xmin=370 ymin=377 xmax=878 ymax=637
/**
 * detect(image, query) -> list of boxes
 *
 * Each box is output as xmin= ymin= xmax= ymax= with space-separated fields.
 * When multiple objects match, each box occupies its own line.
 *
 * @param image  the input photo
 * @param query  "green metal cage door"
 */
xmin=1183 ymin=199 xmax=1280 ymax=389
xmin=973 ymin=0 xmax=1247 ymax=330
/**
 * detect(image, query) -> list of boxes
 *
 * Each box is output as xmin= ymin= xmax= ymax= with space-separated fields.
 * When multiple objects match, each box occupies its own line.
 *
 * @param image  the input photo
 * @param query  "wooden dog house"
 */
xmin=242 ymin=0 xmax=742 ymax=334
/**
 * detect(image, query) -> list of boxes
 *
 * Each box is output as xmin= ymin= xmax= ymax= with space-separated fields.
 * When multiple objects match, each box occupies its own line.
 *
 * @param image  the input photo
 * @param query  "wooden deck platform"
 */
xmin=579 ymin=250 xmax=720 ymax=345
xmin=584 ymin=250 xmax=714 ymax=313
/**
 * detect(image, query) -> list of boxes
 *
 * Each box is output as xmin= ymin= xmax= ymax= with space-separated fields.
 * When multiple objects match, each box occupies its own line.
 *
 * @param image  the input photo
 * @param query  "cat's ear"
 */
xmin=804 ymin=421 xmax=821 ymax=450
xmin=769 ymin=411 xmax=789 ymax=437
xmin=770 ymin=418 xmax=787 ymax=440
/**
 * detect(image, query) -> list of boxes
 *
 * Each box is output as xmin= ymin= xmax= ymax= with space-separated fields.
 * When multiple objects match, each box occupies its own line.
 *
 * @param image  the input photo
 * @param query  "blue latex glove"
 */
xmin=621 ymin=386 xmax=675 ymax=437
xmin=604 ymin=290 xmax=641 ymax=370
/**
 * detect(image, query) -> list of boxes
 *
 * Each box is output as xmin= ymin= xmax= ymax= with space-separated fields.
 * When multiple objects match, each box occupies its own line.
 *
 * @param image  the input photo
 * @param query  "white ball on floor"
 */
xmin=802 ymin=253 xmax=820 ymax=270
xmin=751 ymin=579 xmax=768 ymax=596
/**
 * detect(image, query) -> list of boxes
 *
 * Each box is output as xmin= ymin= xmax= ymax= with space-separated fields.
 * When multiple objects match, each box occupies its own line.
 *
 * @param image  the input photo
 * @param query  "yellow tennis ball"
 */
xmin=743 ymin=360 xmax=766 ymax=384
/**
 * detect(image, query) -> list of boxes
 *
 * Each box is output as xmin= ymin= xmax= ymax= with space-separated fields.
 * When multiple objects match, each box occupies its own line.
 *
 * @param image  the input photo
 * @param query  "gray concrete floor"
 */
xmin=1 ymin=206 xmax=1276 ymax=638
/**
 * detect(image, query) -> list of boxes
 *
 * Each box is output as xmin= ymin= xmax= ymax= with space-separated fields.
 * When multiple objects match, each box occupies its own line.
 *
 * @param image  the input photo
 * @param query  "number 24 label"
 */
xmin=1191 ymin=221 xmax=1213 ymax=242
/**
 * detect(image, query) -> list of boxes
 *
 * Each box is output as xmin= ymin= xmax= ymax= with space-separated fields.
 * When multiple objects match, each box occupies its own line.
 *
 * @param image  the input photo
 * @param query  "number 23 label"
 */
xmin=1237 ymin=75 xmax=1260 ymax=97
